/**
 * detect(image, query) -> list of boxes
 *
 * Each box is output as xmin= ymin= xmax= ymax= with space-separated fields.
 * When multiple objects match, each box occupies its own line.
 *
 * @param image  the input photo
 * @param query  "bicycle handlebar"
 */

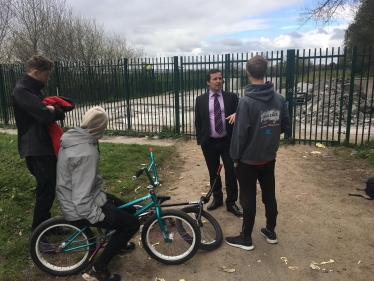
xmin=132 ymin=147 xmax=159 ymax=186
xmin=132 ymin=168 xmax=144 ymax=180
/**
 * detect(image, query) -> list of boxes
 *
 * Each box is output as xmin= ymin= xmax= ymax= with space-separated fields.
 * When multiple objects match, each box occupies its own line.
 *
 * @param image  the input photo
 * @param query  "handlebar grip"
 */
xmin=216 ymin=164 xmax=223 ymax=175
xmin=132 ymin=169 xmax=144 ymax=180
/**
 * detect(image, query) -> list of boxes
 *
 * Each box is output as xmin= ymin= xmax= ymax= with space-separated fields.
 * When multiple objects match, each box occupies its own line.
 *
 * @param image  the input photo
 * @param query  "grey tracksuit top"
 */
xmin=230 ymin=82 xmax=291 ymax=164
xmin=56 ymin=127 xmax=107 ymax=224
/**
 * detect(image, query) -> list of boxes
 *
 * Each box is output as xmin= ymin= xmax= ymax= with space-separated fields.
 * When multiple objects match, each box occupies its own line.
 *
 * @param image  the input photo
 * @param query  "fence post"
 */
xmin=285 ymin=49 xmax=295 ymax=140
xmin=346 ymin=46 xmax=357 ymax=144
xmin=180 ymin=56 xmax=185 ymax=134
xmin=123 ymin=58 xmax=131 ymax=130
xmin=0 ymin=65 xmax=8 ymax=125
xmin=53 ymin=61 xmax=63 ymax=127
xmin=224 ymin=54 xmax=230 ymax=91
xmin=174 ymin=56 xmax=180 ymax=134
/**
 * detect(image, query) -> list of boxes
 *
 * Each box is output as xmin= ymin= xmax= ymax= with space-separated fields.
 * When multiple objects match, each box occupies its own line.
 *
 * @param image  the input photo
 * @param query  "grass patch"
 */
xmin=0 ymin=124 xmax=17 ymax=130
xmin=0 ymin=132 xmax=176 ymax=281
xmin=339 ymin=140 xmax=374 ymax=166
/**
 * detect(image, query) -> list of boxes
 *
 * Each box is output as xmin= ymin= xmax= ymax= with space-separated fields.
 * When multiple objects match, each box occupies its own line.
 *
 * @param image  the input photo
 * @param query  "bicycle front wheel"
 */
xmin=141 ymin=209 xmax=200 ymax=265
xmin=29 ymin=217 xmax=96 ymax=276
xmin=181 ymin=206 xmax=223 ymax=250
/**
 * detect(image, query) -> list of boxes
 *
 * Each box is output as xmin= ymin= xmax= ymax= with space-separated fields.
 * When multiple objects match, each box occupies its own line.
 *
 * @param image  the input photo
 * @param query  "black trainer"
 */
xmin=119 ymin=242 xmax=135 ymax=253
xmin=260 ymin=228 xmax=278 ymax=244
xmin=39 ymin=237 xmax=56 ymax=253
xmin=225 ymin=233 xmax=254 ymax=251
xmin=45 ymin=226 xmax=71 ymax=236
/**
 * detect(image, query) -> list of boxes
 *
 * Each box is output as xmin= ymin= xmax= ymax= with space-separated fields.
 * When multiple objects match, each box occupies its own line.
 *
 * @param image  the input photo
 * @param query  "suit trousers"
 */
xmin=201 ymin=137 xmax=238 ymax=205
xmin=26 ymin=155 xmax=57 ymax=231
xmin=235 ymin=160 xmax=278 ymax=238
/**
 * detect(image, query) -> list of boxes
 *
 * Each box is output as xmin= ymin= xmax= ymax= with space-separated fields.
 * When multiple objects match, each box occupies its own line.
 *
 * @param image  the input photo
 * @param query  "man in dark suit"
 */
xmin=195 ymin=69 xmax=242 ymax=217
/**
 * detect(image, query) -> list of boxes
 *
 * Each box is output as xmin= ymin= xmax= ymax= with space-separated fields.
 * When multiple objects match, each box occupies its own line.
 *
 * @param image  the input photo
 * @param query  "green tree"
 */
xmin=344 ymin=0 xmax=374 ymax=50
xmin=343 ymin=0 xmax=374 ymax=75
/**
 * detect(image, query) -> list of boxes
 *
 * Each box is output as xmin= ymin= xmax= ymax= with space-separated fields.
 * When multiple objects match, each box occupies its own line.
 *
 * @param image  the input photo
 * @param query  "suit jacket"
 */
xmin=195 ymin=91 xmax=239 ymax=147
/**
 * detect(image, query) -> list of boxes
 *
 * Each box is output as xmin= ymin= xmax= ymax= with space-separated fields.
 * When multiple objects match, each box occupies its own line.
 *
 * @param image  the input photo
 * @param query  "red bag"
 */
xmin=43 ymin=96 xmax=75 ymax=158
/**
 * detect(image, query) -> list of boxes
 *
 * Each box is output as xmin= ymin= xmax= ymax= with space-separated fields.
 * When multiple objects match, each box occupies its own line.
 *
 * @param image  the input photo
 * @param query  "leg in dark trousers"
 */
xmin=235 ymin=162 xmax=258 ymax=237
xmin=106 ymin=193 xmax=137 ymax=214
xmin=236 ymin=160 xmax=277 ymax=238
xmin=26 ymin=155 xmax=57 ymax=231
xmin=257 ymin=160 xmax=277 ymax=232
xmin=220 ymin=142 xmax=238 ymax=205
xmin=92 ymin=201 xmax=140 ymax=270
xmin=201 ymin=141 xmax=223 ymax=202
xmin=201 ymin=137 xmax=237 ymax=203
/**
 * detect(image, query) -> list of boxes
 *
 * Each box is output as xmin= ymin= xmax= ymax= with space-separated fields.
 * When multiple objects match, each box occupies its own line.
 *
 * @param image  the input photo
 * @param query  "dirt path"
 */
xmin=26 ymin=138 xmax=374 ymax=281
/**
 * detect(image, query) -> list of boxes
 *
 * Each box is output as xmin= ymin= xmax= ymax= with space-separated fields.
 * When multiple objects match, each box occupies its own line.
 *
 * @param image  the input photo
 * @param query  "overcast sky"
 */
xmin=65 ymin=0 xmax=356 ymax=58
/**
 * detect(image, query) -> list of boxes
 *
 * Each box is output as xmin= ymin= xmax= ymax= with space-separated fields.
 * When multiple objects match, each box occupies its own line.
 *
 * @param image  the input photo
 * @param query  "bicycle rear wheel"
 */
xmin=181 ymin=206 xmax=223 ymax=250
xmin=29 ymin=217 xmax=96 ymax=276
xmin=141 ymin=209 xmax=200 ymax=265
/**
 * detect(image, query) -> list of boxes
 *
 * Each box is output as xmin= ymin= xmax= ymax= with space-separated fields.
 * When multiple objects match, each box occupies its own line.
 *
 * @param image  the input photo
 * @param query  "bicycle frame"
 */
xmin=134 ymin=148 xmax=223 ymax=222
xmin=60 ymin=148 xmax=169 ymax=258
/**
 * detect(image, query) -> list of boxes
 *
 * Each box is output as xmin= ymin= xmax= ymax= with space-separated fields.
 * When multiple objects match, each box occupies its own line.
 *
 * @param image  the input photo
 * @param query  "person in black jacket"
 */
xmin=11 ymin=55 xmax=65 ymax=232
xmin=195 ymin=69 xmax=242 ymax=217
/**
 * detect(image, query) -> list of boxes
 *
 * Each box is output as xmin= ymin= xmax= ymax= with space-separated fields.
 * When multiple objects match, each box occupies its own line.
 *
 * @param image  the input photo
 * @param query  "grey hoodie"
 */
xmin=230 ymin=82 xmax=291 ymax=164
xmin=56 ymin=127 xmax=107 ymax=224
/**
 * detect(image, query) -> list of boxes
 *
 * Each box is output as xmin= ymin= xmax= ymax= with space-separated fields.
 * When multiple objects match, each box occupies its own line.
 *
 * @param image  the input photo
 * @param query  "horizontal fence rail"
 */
xmin=0 ymin=47 xmax=373 ymax=145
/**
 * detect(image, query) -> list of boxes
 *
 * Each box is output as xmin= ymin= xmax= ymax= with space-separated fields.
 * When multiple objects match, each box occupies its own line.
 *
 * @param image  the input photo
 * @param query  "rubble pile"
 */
xmin=294 ymin=78 xmax=374 ymax=127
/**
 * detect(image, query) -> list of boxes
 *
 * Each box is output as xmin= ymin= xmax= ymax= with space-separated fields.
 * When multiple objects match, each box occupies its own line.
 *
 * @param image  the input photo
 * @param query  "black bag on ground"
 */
xmin=349 ymin=177 xmax=374 ymax=200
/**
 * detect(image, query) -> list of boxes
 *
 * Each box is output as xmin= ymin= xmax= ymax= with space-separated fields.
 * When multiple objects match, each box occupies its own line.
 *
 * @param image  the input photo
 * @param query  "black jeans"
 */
xmin=89 ymin=194 xmax=139 ymax=270
xmin=235 ymin=160 xmax=278 ymax=238
xmin=26 ymin=155 xmax=57 ymax=231
xmin=201 ymin=137 xmax=238 ymax=205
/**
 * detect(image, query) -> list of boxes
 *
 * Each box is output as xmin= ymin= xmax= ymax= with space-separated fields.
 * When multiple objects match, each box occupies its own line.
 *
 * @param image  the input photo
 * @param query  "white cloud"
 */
xmin=65 ymin=0 xmax=353 ymax=57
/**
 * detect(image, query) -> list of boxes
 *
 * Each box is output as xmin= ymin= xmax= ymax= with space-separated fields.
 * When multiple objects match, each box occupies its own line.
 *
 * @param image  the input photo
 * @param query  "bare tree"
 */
xmin=0 ymin=0 xmax=145 ymax=63
xmin=102 ymin=33 xmax=144 ymax=60
xmin=7 ymin=0 xmax=69 ymax=61
xmin=0 ymin=0 xmax=14 ymax=61
xmin=298 ymin=0 xmax=360 ymax=26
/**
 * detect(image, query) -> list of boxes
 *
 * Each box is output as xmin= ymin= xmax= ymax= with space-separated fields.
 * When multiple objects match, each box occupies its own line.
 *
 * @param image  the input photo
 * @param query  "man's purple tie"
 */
xmin=213 ymin=94 xmax=223 ymax=134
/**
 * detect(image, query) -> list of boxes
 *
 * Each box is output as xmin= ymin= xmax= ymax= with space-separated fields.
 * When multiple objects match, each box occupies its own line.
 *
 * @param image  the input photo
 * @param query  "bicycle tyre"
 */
xmin=141 ymin=209 xmax=200 ymax=265
xmin=29 ymin=217 xmax=96 ymax=276
xmin=180 ymin=206 xmax=223 ymax=250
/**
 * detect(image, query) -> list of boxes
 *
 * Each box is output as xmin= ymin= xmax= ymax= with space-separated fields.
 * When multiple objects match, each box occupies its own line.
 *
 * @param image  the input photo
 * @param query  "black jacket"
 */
xmin=195 ymin=90 xmax=239 ymax=147
xmin=11 ymin=73 xmax=65 ymax=158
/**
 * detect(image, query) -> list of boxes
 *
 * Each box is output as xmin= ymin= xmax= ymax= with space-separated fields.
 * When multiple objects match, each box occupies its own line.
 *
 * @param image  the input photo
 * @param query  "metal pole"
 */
xmin=124 ymin=58 xmax=131 ymax=130
xmin=285 ymin=49 xmax=295 ymax=140
xmin=0 ymin=64 xmax=9 ymax=125
xmin=174 ymin=56 xmax=180 ymax=134
xmin=346 ymin=46 xmax=357 ymax=144
xmin=284 ymin=49 xmax=295 ymax=139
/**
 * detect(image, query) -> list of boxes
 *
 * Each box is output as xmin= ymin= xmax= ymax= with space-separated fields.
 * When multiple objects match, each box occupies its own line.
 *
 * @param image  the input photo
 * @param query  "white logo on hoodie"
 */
xmin=261 ymin=109 xmax=280 ymax=124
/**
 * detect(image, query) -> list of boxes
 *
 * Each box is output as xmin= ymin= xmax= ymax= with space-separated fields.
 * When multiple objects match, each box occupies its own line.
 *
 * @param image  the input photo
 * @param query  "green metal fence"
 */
xmin=0 ymin=47 xmax=373 ymax=145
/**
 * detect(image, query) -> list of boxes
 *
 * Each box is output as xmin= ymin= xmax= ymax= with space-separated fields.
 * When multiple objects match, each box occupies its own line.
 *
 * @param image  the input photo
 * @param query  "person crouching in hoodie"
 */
xmin=56 ymin=106 xmax=140 ymax=281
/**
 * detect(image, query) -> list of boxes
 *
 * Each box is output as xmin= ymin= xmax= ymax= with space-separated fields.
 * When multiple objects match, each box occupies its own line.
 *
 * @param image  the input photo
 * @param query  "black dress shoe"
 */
xmin=207 ymin=200 xmax=223 ymax=211
xmin=227 ymin=204 xmax=243 ymax=216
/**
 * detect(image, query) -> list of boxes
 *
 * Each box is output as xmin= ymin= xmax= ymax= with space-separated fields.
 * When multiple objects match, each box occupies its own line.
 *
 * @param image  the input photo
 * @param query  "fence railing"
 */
xmin=0 ymin=47 xmax=373 ymax=145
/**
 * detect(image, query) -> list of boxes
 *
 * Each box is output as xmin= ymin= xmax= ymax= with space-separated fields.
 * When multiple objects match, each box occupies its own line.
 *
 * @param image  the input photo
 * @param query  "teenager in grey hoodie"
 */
xmin=56 ymin=107 xmax=139 ymax=281
xmin=226 ymin=55 xmax=291 ymax=251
